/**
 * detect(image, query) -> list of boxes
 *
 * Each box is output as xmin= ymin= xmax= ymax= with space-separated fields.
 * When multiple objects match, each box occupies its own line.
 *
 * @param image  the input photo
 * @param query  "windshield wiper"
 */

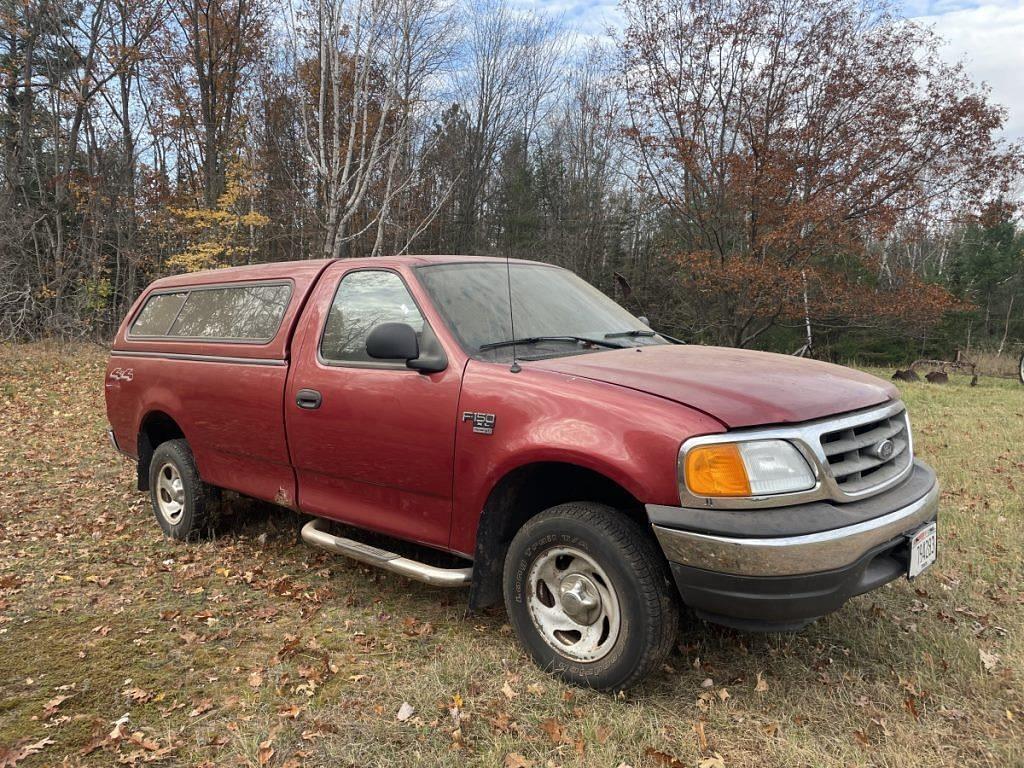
xmin=605 ymin=328 xmax=686 ymax=345
xmin=479 ymin=335 xmax=623 ymax=352
xmin=604 ymin=329 xmax=656 ymax=339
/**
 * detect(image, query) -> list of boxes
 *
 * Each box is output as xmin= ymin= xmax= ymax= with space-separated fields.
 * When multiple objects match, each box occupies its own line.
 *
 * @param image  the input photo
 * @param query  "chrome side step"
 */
xmin=300 ymin=517 xmax=472 ymax=587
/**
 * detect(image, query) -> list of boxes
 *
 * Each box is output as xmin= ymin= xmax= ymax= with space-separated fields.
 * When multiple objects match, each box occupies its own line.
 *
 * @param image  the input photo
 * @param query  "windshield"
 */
xmin=416 ymin=262 xmax=666 ymax=360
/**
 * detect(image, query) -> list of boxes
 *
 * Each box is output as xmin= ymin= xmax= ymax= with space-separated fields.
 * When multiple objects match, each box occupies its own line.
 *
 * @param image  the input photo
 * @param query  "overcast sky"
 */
xmin=518 ymin=0 xmax=1024 ymax=143
xmin=909 ymin=0 xmax=1024 ymax=142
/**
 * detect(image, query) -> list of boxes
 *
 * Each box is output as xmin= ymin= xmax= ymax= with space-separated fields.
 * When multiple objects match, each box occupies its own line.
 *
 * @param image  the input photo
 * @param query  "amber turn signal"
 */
xmin=684 ymin=443 xmax=752 ymax=496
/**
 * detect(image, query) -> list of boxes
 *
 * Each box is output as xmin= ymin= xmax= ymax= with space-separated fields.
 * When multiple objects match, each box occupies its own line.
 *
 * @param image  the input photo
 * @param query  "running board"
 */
xmin=300 ymin=517 xmax=472 ymax=587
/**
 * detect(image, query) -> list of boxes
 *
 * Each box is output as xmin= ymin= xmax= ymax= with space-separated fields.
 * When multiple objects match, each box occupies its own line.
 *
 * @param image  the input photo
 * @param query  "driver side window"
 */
xmin=320 ymin=270 xmax=425 ymax=363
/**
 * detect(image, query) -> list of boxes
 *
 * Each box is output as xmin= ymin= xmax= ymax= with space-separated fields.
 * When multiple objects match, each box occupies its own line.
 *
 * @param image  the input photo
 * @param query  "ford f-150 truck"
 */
xmin=105 ymin=255 xmax=938 ymax=690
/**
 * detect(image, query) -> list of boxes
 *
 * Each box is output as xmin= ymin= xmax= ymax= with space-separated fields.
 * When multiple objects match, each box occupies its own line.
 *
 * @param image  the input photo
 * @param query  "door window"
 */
xmin=320 ymin=271 xmax=425 ymax=363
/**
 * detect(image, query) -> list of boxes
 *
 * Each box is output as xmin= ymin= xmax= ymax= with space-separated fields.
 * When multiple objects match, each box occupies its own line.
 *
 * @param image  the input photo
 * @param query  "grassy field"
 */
xmin=1 ymin=343 xmax=1022 ymax=768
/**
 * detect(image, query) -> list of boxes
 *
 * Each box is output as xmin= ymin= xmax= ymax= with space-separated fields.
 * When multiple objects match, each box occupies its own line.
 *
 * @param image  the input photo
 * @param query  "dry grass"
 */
xmin=0 ymin=344 xmax=1021 ymax=767
xmin=956 ymin=350 xmax=1023 ymax=379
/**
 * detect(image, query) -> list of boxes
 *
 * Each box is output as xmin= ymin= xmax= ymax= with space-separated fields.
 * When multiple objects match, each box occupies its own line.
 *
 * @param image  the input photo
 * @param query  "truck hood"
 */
xmin=530 ymin=344 xmax=897 ymax=429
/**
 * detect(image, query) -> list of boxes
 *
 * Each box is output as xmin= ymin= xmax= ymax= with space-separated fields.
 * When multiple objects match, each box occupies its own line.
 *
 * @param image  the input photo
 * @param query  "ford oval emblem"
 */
xmin=870 ymin=439 xmax=895 ymax=460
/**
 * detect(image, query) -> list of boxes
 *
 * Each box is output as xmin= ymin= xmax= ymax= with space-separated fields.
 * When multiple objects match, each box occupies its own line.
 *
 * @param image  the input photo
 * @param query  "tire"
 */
xmin=148 ymin=439 xmax=215 ymax=540
xmin=503 ymin=502 xmax=679 ymax=691
xmin=1019 ymin=352 xmax=1024 ymax=385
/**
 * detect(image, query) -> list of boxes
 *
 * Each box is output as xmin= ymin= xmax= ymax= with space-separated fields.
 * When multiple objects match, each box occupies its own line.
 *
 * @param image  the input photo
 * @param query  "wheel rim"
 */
xmin=155 ymin=462 xmax=185 ymax=525
xmin=525 ymin=545 xmax=621 ymax=662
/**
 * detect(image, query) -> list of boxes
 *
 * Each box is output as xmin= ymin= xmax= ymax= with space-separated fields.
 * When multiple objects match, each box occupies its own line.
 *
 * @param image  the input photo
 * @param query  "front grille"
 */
xmin=819 ymin=405 xmax=912 ymax=495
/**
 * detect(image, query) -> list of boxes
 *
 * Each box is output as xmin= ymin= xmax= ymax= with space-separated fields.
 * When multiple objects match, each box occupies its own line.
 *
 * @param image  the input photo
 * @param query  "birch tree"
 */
xmin=292 ymin=0 xmax=452 ymax=259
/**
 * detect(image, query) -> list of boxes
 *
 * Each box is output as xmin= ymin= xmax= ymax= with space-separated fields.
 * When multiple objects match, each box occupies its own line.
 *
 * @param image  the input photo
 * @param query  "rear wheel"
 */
xmin=148 ymin=439 xmax=215 ymax=540
xmin=1019 ymin=352 xmax=1023 ymax=384
xmin=503 ymin=502 xmax=679 ymax=690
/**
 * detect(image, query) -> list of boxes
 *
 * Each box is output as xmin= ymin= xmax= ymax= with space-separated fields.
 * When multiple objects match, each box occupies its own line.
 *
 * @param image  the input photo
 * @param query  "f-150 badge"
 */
xmin=462 ymin=412 xmax=496 ymax=435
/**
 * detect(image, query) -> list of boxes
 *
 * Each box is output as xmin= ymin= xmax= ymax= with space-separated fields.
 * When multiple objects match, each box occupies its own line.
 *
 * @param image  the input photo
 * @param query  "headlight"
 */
xmin=683 ymin=439 xmax=816 ymax=497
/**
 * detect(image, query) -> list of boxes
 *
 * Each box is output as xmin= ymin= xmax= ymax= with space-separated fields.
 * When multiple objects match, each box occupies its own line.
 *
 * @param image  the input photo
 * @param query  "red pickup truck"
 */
xmin=105 ymin=255 xmax=938 ymax=689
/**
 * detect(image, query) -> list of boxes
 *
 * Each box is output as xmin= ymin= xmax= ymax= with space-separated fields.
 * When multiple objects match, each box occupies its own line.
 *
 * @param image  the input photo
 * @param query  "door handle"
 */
xmin=296 ymin=388 xmax=322 ymax=409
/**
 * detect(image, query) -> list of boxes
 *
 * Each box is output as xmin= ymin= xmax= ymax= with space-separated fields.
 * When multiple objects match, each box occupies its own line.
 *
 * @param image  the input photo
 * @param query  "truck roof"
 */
xmin=147 ymin=254 xmax=549 ymax=289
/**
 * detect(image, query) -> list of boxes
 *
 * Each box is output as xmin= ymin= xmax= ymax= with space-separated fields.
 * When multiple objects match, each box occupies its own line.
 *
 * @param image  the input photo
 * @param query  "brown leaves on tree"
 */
xmin=619 ymin=0 xmax=1021 ymax=345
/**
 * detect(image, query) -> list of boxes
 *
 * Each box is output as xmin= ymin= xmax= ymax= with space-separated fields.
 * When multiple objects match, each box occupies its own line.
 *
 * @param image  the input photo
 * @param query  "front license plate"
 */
xmin=908 ymin=522 xmax=937 ymax=578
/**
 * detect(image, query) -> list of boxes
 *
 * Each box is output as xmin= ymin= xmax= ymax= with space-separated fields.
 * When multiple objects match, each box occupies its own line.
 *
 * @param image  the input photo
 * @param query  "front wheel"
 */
xmin=503 ymin=503 xmax=679 ymax=691
xmin=1019 ymin=352 xmax=1024 ymax=385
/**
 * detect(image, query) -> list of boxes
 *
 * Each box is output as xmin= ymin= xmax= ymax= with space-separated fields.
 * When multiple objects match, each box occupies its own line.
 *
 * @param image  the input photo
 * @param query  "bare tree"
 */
xmin=290 ymin=0 xmax=453 ymax=259
xmin=450 ymin=0 xmax=566 ymax=252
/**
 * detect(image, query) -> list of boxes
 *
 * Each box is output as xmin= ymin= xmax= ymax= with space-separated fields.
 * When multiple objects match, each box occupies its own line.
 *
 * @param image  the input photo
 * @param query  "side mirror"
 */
xmin=638 ymin=316 xmax=650 ymax=327
xmin=366 ymin=322 xmax=419 ymax=361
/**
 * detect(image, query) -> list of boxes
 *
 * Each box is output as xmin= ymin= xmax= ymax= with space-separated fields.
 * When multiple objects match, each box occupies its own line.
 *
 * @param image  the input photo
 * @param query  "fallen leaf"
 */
xmin=700 ymin=678 xmax=714 ymax=689
xmin=644 ymin=748 xmax=686 ymax=767
xmin=258 ymin=739 xmax=274 ymax=766
xmin=693 ymin=720 xmax=708 ymax=751
xmin=501 ymin=680 xmax=518 ymax=700
xmin=42 ymin=695 xmax=71 ymax=718
xmin=488 ymin=711 xmax=514 ymax=733
xmin=755 ymin=672 xmax=769 ymax=692
xmin=0 ymin=737 xmax=54 ymax=767
xmin=699 ymin=753 xmax=726 ymax=768
xmin=189 ymin=699 xmax=213 ymax=717
xmin=396 ymin=702 xmax=415 ymax=722
xmin=128 ymin=731 xmax=160 ymax=751
xmin=248 ymin=670 xmax=263 ymax=688
xmin=504 ymin=753 xmax=534 ymax=768
xmin=904 ymin=696 xmax=920 ymax=721
xmin=110 ymin=715 xmax=130 ymax=741
xmin=123 ymin=687 xmax=152 ymax=703
xmin=538 ymin=717 xmax=563 ymax=745
xmin=980 ymin=649 xmax=1000 ymax=671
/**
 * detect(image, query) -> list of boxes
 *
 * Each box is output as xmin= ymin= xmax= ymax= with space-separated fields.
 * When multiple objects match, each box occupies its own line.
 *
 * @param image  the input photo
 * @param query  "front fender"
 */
xmin=449 ymin=361 xmax=725 ymax=555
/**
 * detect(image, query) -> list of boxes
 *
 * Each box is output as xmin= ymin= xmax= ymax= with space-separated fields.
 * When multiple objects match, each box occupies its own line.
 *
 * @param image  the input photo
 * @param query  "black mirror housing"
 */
xmin=366 ymin=322 xmax=419 ymax=361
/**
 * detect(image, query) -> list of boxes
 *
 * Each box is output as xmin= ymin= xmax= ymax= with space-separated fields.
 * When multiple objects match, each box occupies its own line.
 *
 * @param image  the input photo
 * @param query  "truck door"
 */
xmin=285 ymin=263 xmax=462 ymax=548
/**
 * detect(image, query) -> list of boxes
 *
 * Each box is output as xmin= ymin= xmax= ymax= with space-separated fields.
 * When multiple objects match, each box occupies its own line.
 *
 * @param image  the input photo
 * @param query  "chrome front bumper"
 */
xmin=653 ymin=480 xmax=939 ymax=577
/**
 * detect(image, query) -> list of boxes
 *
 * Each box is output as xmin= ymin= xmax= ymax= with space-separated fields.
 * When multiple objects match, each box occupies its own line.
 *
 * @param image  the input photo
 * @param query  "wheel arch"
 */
xmin=468 ymin=461 xmax=650 ymax=611
xmin=136 ymin=410 xmax=186 ymax=491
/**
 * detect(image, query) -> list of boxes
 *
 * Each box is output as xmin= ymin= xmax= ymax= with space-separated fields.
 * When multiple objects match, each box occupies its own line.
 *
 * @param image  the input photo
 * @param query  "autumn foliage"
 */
xmin=0 ymin=0 xmax=1020 ymax=354
xmin=619 ymin=0 xmax=1022 ymax=346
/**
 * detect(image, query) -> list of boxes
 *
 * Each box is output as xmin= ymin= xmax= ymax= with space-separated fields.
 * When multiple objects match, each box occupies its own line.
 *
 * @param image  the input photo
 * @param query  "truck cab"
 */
xmin=105 ymin=255 xmax=938 ymax=690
